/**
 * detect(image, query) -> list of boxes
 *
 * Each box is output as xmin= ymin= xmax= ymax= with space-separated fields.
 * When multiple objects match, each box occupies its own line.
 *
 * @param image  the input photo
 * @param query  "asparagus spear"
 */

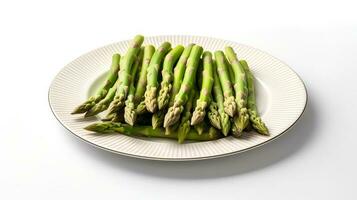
xmin=72 ymin=54 xmax=121 ymax=114
xmin=214 ymin=51 xmax=236 ymax=117
xmin=157 ymin=45 xmax=185 ymax=110
xmin=124 ymin=47 xmax=144 ymax=125
xmin=225 ymin=47 xmax=249 ymax=134
xmin=212 ymin=60 xmax=231 ymax=136
xmin=240 ymin=60 xmax=269 ymax=135
xmin=222 ymin=52 xmax=243 ymax=136
xmin=134 ymin=45 xmax=155 ymax=104
xmin=84 ymin=80 xmax=120 ymax=117
xmin=108 ymin=35 xmax=144 ymax=115
xmin=85 ymin=122 xmax=222 ymax=141
xmin=191 ymin=52 xmax=214 ymax=125
xmin=168 ymin=44 xmax=195 ymax=108
xmin=207 ymin=101 xmax=221 ymax=130
xmin=196 ymin=59 xmax=203 ymax=90
xmin=163 ymin=44 xmax=195 ymax=134
xmin=135 ymin=101 xmax=147 ymax=115
xmin=102 ymin=107 xmax=125 ymax=122
xmin=144 ymin=42 xmax=172 ymax=113
xmin=177 ymin=88 xmax=197 ymax=143
xmin=226 ymin=55 xmax=235 ymax=83
xmin=151 ymin=110 xmax=165 ymax=129
xmin=190 ymin=60 xmax=213 ymax=131
xmin=152 ymin=45 xmax=185 ymax=129
xmin=163 ymin=45 xmax=203 ymax=128
xmin=195 ymin=58 xmax=221 ymax=129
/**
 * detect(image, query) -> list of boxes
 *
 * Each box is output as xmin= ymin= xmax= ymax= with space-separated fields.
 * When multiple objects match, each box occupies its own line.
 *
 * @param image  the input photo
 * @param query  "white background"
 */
xmin=0 ymin=0 xmax=356 ymax=199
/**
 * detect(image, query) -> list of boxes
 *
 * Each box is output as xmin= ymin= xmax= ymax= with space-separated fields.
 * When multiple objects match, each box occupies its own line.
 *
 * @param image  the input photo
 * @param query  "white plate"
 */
xmin=49 ymin=35 xmax=307 ymax=161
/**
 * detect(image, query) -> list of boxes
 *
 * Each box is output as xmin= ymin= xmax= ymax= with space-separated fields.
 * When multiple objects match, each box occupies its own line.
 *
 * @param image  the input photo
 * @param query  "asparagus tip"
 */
xmin=124 ymin=108 xmax=136 ymax=126
xmin=253 ymin=121 xmax=269 ymax=136
xmin=84 ymin=104 xmax=107 ymax=118
xmin=144 ymin=87 xmax=158 ymax=113
xmin=71 ymin=103 xmax=93 ymax=114
xmin=163 ymin=105 xmax=182 ymax=128
xmin=84 ymin=123 xmax=102 ymax=132
xmin=157 ymin=84 xmax=171 ymax=110
xmin=223 ymin=97 xmax=237 ymax=117
xmin=108 ymin=97 xmax=125 ymax=114
xmin=190 ymin=112 xmax=205 ymax=126
xmin=220 ymin=113 xmax=231 ymax=136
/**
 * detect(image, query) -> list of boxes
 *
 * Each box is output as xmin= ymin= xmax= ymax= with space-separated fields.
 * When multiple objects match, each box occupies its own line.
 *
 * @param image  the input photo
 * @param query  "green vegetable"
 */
xmin=102 ymin=108 xmax=124 ymax=123
xmin=144 ymin=42 xmax=172 ymax=112
xmin=151 ymin=110 xmax=165 ymax=129
xmin=72 ymin=54 xmax=120 ymax=114
xmin=214 ymin=51 xmax=236 ymax=117
xmin=84 ymin=80 xmax=120 ymax=117
xmin=85 ymin=122 xmax=222 ymax=142
xmin=168 ymin=44 xmax=195 ymax=108
xmin=108 ymin=35 xmax=144 ymax=115
xmin=135 ymin=101 xmax=147 ymax=115
xmin=162 ymin=44 xmax=195 ymax=134
xmin=212 ymin=60 xmax=231 ymax=136
xmin=240 ymin=60 xmax=269 ymax=135
xmin=164 ymin=45 xmax=203 ymax=127
xmin=191 ymin=51 xmax=214 ymax=125
xmin=152 ymin=45 xmax=184 ymax=129
xmin=177 ymin=89 xmax=197 ymax=143
xmin=134 ymin=45 xmax=155 ymax=104
xmin=124 ymin=47 xmax=144 ymax=125
xmin=157 ymin=45 xmax=185 ymax=110
xmin=225 ymin=47 xmax=249 ymax=135
xmin=207 ymin=101 xmax=221 ymax=130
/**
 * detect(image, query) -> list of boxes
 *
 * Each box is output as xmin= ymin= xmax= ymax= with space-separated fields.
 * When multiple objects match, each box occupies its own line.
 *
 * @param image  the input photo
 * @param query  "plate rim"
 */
xmin=48 ymin=35 xmax=308 ymax=161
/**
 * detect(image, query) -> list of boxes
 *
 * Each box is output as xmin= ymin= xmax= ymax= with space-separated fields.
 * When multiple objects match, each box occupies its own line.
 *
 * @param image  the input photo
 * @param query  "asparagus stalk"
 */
xmin=195 ymin=58 xmax=221 ymax=129
xmin=163 ymin=45 xmax=203 ymax=127
xmin=108 ymin=35 xmax=144 ymax=115
xmin=214 ymin=51 xmax=236 ymax=117
xmin=168 ymin=44 xmax=195 ymax=106
xmin=226 ymin=55 xmax=235 ymax=83
xmin=85 ymin=122 xmax=222 ymax=142
xmin=177 ymin=89 xmax=197 ymax=143
xmin=151 ymin=110 xmax=165 ymax=129
xmin=163 ymin=44 xmax=195 ymax=134
xmin=84 ymin=80 xmax=120 ymax=117
xmin=157 ymin=45 xmax=185 ymax=110
xmin=134 ymin=45 xmax=155 ymax=104
xmin=72 ymin=54 xmax=121 ymax=114
xmin=144 ymin=42 xmax=172 ymax=113
xmin=225 ymin=47 xmax=249 ymax=134
xmin=191 ymin=52 xmax=214 ymax=125
xmin=102 ymin=108 xmax=125 ymax=123
xmin=135 ymin=101 xmax=147 ymax=115
xmin=240 ymin=60 xmax=269 ymax=135
xmin=207 ymin=101 xmax=221 ymax=130
xmin=124 ymin=47 xmax=144 ymax=125
xmin=212 ymin=60 xmax=231 ymax=136
xmin=152 ymin=45 xmax=185 ymax=129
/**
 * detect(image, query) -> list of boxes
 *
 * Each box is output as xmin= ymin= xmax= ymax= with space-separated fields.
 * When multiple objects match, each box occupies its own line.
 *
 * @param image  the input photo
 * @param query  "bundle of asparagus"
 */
xmin=72 ymin=35 xmax=269 ymax=143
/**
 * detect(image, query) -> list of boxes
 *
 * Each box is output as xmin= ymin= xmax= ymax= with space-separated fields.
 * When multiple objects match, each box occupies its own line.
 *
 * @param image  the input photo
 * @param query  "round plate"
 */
xmin=49 ymin=35 xmax=307 ymax=161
